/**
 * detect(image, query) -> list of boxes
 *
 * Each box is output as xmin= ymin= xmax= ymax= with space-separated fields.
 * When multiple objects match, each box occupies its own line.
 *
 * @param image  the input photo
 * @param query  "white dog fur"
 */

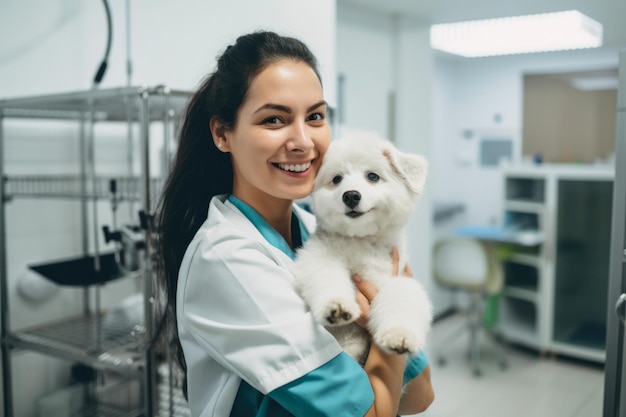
xmin=292 ymin=132 xmax=433 ymax=364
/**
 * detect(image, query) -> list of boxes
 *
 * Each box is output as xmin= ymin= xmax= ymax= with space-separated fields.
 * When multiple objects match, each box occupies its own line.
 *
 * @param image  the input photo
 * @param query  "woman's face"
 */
xmin=218 ymin=59 xmax=331 ymax=211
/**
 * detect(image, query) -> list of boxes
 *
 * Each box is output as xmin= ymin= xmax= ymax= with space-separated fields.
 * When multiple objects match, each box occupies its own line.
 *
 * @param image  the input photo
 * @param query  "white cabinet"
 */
xmin=499 ymin=165 xmax=613 ymax=363
xmin=499 ymin=173 xmax=549 ymax=351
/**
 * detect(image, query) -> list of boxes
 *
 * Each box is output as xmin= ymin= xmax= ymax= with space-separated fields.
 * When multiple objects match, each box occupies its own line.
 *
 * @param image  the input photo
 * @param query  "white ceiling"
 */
xmin=338 ymin=0 xmax=626 ymax=51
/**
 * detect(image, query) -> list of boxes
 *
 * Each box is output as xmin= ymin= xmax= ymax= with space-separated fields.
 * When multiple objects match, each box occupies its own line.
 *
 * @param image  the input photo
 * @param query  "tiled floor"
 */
xmin=406 ymin=313 xmax=606 ymax=417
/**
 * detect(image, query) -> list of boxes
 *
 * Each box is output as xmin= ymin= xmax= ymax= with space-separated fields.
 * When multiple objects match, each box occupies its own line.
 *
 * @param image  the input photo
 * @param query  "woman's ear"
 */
xmin=209 ymin=118 xmax=231 ymax=152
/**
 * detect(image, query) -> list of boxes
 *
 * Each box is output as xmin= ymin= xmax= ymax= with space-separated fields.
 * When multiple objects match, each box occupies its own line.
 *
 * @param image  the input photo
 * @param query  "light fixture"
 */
xmin=430 ymin=10 xmax=603 ymax=58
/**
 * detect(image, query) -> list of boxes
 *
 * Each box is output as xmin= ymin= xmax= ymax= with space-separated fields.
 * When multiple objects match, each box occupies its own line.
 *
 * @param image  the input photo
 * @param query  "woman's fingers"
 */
xmin=353 ymin=273 xmax=379 ymax=328
xmin=391 ymin=247 xmax=412 ymax=277
xmin=391 ymin=247 xmax=400 ymax=276
xmin=353 ymin=273 xmax=378 ymax=302
xmin=354 ymin=290 xmax=370 ymax=328
xmin=351 ymin=250 xmax=412 ymax=328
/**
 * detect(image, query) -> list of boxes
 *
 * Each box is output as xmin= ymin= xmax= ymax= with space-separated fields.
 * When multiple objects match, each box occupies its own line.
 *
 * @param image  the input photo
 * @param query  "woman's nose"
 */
xmin=287 ymin=121 xmax=313 ymax=152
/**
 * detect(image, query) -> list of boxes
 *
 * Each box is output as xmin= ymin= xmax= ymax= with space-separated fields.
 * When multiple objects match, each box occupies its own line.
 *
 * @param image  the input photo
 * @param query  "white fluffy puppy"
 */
xmin=292 ymin=133 xmax=432 ymax=364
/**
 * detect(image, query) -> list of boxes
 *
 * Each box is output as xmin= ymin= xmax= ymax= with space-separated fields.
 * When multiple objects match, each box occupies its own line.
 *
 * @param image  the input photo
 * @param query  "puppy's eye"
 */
xmin=367 ymin=172 xmax=380 ymax=182
xmin=332 ymin=175 xmax=343 ymax=185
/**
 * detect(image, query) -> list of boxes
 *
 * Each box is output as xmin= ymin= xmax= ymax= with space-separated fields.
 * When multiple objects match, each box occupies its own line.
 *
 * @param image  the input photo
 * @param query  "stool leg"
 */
xmin=436 ymin=315 xmax=470 ymax=366
xmin=495 ymin=331 xmax=509 ymax=370
xmin=469 ymin=292 xmax=482 ymax=377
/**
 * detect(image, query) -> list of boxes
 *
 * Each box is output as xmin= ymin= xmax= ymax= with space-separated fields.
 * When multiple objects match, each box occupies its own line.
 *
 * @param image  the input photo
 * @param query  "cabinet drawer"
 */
xmin=506 ymin=177 xmax=545 ymax=203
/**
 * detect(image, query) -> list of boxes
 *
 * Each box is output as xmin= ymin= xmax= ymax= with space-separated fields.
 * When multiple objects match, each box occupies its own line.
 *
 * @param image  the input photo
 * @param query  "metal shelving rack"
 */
xmin=0 ymin=86 xmax=191 ymax=417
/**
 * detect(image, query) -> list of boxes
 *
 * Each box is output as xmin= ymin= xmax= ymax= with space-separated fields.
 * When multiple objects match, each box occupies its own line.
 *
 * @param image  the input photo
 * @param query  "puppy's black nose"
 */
xmin=342 ymin=191 xmax=361 ymax=209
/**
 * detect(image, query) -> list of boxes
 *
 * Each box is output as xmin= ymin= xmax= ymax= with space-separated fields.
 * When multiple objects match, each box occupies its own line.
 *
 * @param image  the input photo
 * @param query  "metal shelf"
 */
xmin=504 ymin=200 xmax=546 ymax=214
xmin=0 ymin=85 xmax=192 ymax=417
xmin=551 ymin=341 xmax=606 ymax=363
xmin=507 ymin=253 xmax=541 ymax=267
xmin=9 ymin=314 xmax=148 ymax=378
xmin=73 ymin=404 xmax=142 ymax=417
xmin=157 ymin=363 xmax=191 ymax=417
xmin=37 ymin=378 xmax=143 ymax=417
xmin=4 ymin=175 xmax=164 ymax=203
xmin=0 ymin=86 xmax=191 ymax=122
xmin=32 ymin=358 xmax=191 ymax=417
xmin=502 ymin=286 xmax=538 ymax=303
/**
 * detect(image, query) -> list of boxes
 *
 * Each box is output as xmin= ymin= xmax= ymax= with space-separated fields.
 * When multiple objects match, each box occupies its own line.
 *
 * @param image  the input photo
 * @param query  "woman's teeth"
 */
xmin=277 ymin=162 xmax=311 ymax=172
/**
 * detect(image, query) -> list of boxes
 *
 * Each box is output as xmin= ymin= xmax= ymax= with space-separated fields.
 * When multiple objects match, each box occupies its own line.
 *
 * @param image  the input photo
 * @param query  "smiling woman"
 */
xmin=155 ymin=30 xmax=433 ymax=417
xmin=211 ymin=60 xmax=330 ymax=219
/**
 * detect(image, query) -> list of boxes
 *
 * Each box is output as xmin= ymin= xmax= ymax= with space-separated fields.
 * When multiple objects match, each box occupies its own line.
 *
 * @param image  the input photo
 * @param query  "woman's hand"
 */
xmin=353 ymin=248 xmax=411 ymax=328
xmin=353 ymin=248 xmax=428 ymax=417
xmin=391 ymin=247 xmax=412 ymax=278
xmin=353 ymin=273 xmax=377 ymax=329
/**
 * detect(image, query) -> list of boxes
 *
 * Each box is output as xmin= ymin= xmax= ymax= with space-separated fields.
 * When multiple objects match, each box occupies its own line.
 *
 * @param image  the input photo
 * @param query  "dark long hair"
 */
xmin=154 ymin=30 xmax=321 ymax=397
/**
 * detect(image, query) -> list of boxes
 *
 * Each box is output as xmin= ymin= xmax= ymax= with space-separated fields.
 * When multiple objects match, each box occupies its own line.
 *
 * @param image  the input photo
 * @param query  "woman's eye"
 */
xmin=367 ymin=172 xmax=380 ymax=182
xmin=332 ymin=175 xmax=343 ymax=185
xmin=308 ymin=112 xmax=325 ymax=121
xmin=263 ymin=116 xmax=283 ymax=125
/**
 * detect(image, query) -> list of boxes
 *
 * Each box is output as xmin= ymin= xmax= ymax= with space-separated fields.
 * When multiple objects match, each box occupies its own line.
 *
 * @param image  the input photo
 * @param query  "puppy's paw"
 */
xmin=376 ymin=328 xmax=419 ymax=355
xmin=323 ymin=299 xmax=361 ymax=326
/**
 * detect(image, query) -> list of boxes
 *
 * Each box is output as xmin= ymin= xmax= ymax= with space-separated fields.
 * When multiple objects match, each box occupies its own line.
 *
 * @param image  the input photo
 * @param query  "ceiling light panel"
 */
xmin=430 ymin=10 xmax=603 ymax=58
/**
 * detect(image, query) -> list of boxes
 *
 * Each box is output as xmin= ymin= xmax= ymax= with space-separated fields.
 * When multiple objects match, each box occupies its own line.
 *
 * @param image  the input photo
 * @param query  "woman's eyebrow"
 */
xmin=254 ymin=103 xmax=291 ymax=114
xmin=308 ymin=100 xmax=328 ymax=112
xmin=253 ymin=100 xmax=327 ymax=114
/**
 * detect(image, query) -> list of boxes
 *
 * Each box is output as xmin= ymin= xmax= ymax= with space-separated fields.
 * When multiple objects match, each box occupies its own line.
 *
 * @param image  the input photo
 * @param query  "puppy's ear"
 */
xmin=383 ymin=145 xmax=428 ymax=195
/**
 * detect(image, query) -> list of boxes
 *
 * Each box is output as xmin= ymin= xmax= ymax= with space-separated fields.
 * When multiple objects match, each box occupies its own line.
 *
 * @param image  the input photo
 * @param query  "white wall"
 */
xmin=392 ymin=16 xmax=437 ymax=316
xmin=432 ymin=47 xmax=624 ymax=228
xmin=336 ymin=4 xmax=456 ymax=318
xmin=336 ymin=5 xmax=395 ymax=137
xmin=0 ymin=0 xmax=337 ymax=103
xmin=129 ymin=0 xmax=337 ymax=106
xmin=0 ymin=2 xmax=336 ymax=416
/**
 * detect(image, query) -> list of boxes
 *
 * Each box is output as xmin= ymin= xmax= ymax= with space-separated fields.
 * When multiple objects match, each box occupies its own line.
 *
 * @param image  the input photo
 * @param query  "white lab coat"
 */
xmin=177 ymin=195 xmax=343 ymax=417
